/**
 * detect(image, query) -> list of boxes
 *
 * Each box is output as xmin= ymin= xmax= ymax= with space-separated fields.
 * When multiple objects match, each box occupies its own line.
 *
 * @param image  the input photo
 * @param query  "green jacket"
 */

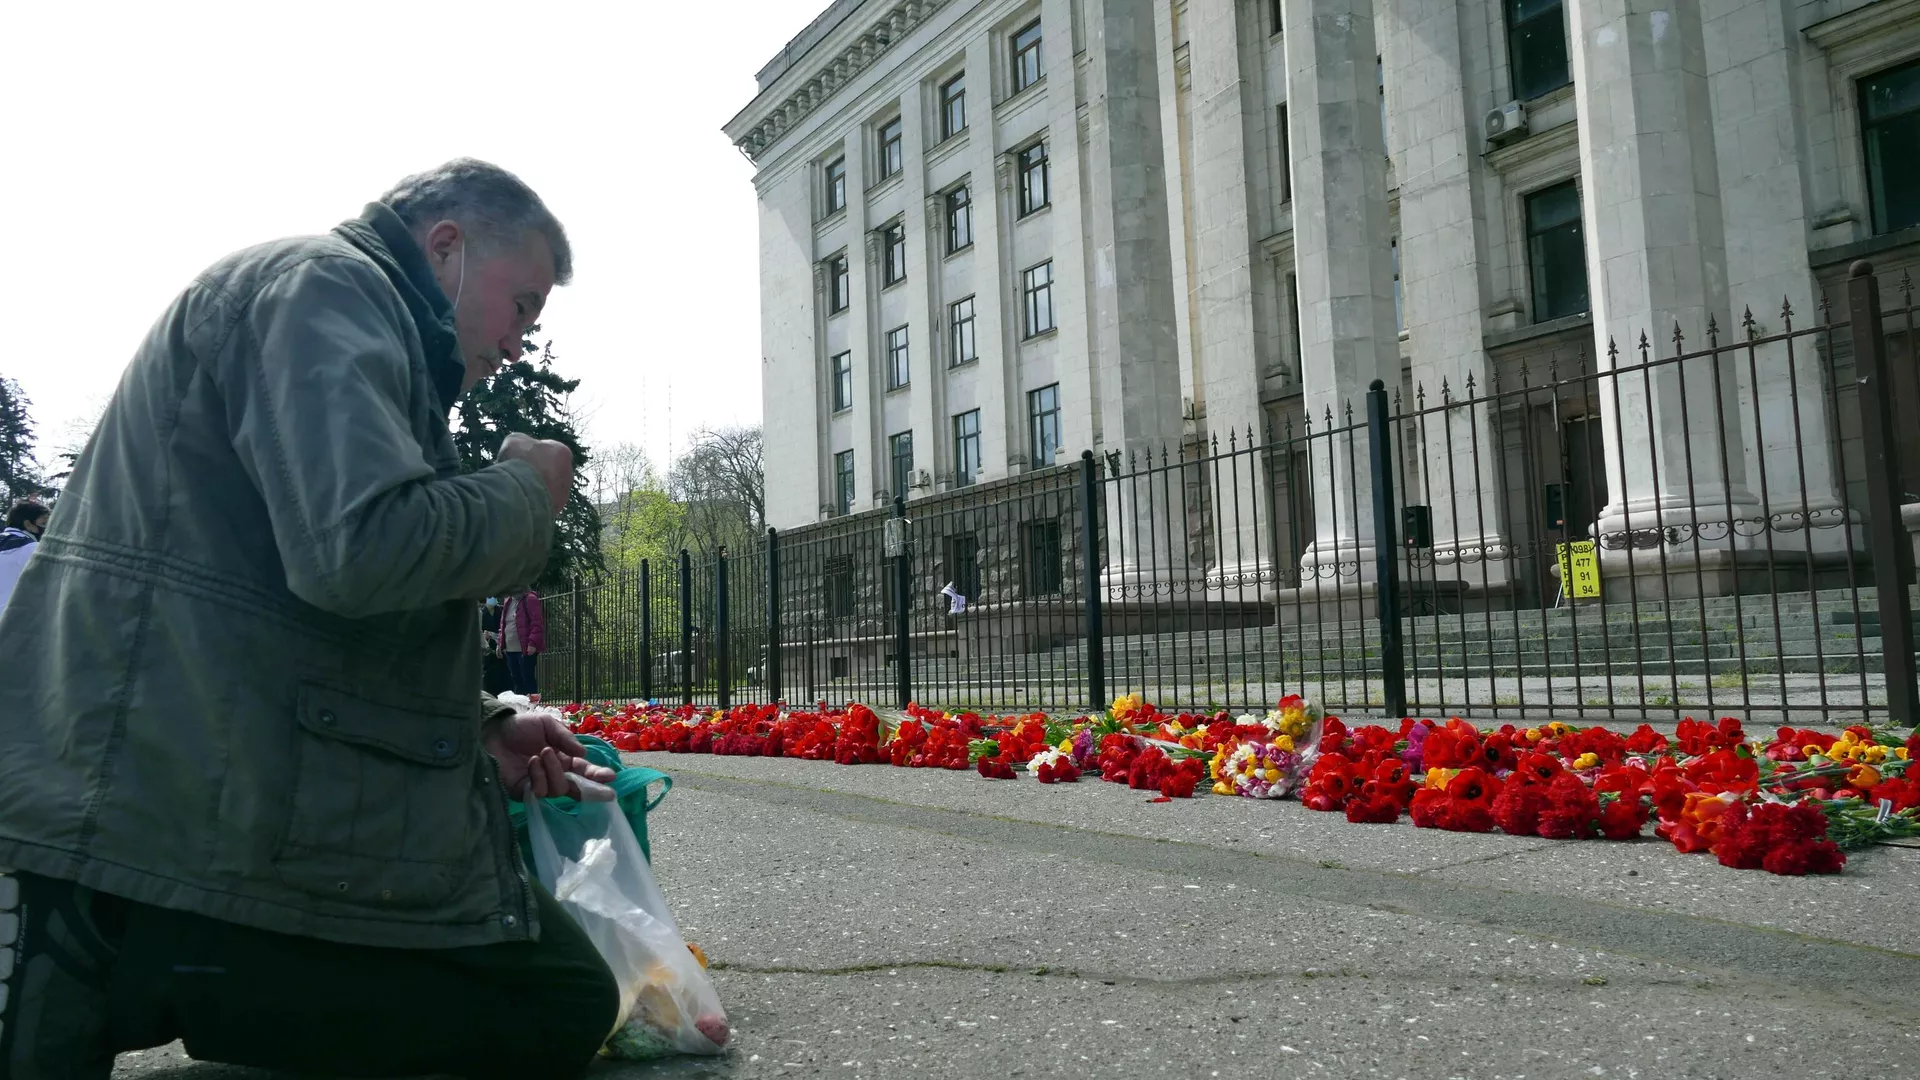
xmin=0 ymin=205 xmax=554 ymax=949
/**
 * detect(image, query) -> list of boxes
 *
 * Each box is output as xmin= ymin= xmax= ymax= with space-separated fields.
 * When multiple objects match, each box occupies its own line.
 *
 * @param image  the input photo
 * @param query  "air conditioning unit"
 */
xmin=914 ymin=469 xmax=932 ymax=489
xmin=1485 ymin=100 xmax=1528 ymax=145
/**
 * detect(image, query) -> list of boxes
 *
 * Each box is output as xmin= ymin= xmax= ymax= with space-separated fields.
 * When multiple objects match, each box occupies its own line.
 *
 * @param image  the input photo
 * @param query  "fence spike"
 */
xmin=1464 ymin=371 xmax=1478 ymax=399
xmin=1900 ymin=269 xmax=1914 ymax=305
xmin=1780 ymin=296 xmax=1795 ymax=333
xmin=1439 ymin=375 xmax=1452 ymax=405
xmin=1342 ymin=400 xmax=1353 ymax=425
xmin=1705 ymin=314 xmax=1719 ymax=347
xmin=1670 ymin=321 xmax=1685 ymax=355
xmin=1819 ymin=290 xmax=1832 ymax=324
xmin=1225 ymin=428 xmax=1236 ymax=453
xmin=1742 ymin=305 xmax=1758 ymax=340
xmin=1605 ymin=337 xmax=1619 ymax=366
xmin=1487 ymin=368 xmax=1501 ymax=395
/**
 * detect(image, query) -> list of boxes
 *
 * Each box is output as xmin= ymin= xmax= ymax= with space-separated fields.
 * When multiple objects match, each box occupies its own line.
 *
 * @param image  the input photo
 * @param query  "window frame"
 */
xmin=949 ymin=296 xmax=978 ymax=367
xmin=1505 ymin=0 xmax=1572 ymax=103
xmin=1022 ymin=520 xmax=1064 ymax=597
xmin=889 ymin=431 xmax=915 ymax=498
xmin=1862 ymin=58 xmax=1920 ymax=236
xmin=1011 ymin=19 xmax=1043 ymax=93
xmin=832 ymin=450 xmax=856 ymax=517
xmin=877 ymin=116 xmax=904 ymax=180
xmin=882 ymin=223 xmax=908 ymax=287
xmin=945 ymin=533 xmax=982 ymax=604
xmin=1523 ymin=179 xmax=1590 ymax=323
xmin=824 ymin=157 xmax=847 ymax=215
xmin=886 ymin=325 xmax=911 ymax=390
xmin=830 ymin=351 xmax=854 ymax=413
xmin=1028 ymin=383 xmax=1062 ymax=468
xmin=946 ymin=184 xmax=974 ymax=254
xmin=953 ymin=409 xmax=983 ymax=487
xmin=1022 ymin=260 xmax=1056 ymax=338
xmin=828 ymin=254 xmax=851 ymax=314
xmin=1017 ymin=141 xmax=1050 ymax=217
xmin=940 ymin=74 xmax=968 ymax=141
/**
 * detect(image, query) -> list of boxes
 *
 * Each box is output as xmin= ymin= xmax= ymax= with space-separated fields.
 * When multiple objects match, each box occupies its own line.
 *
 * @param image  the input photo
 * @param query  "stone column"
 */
xmin=1568 ymin=0 xmax=1763 ymax=585
xmin=1284 ymin=0 xmax=1403 ymax=583
xmin=812 ymin=260 xmax=834 ymax=518
xmin=899 ymin=81 xmax=936 ymax=504
xmin=913 ymin=190 xmax=945 ymax=499
xmin=1704 ymin=0 xmax=1848 ymax=552
xmin=1183 ymin=0 xmax=1273 ymax=596
xmin=854 ymin=226 xmax=884 ymax=506
xmin=1385 ymin=0 xmax=1510 ymax=586
xmin=956 ymin=34 xmax=1010 ymax=490
xmin=1084 ymin=0 xmax=1189 ymax=588
xmin=1040 ymin=0 xmax=1097 ymax=459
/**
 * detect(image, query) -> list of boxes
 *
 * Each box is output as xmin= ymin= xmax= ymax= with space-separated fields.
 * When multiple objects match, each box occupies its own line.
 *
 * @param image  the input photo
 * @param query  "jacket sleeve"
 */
xmin=525 ymin=592 xmax=546 ymax=653
xmin=217 ymin=255 xmax=554 ymax=618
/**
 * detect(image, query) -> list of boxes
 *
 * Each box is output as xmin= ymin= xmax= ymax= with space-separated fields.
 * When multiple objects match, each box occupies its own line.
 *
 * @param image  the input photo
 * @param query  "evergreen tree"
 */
xmin=450 ymin=328 xmax=603 ymax=587
xmin=0 ymin=377 xmax=43 ymax=503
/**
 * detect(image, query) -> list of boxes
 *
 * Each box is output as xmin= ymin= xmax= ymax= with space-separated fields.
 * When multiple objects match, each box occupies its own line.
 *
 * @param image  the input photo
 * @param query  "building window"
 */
xmin=890 ymin=431 xmax=915 ymax=498
xmin=946 ymin=185 xmax=974 ymax=253
xmin=883 ymin=223 xmax=907 ymax=286
xmin=1276 ymin=105 xmax=1291 ymax=203
xmin=1269 ymin=0 xmax=1284 ymax=35
xmin=1506 ymin=0 xmax=1571 ymax=102
xmin=946 ymin=534 xmax=981 ymax=602
xmin=1287 ymin=272 xmax=1303 ymax=367
xmin=824 ymin=157 xmax=847 ymax=214
xmin=1378 ymin=57 xmax=1388 ymax=150
xmin=1028 ymin=383 xmax=1061 ymax=468
xmin=1012 ymin=19 xmax=1043 ymax=93
xmin=830 ymin=352 xmax=854 ymax=412
xmin=940 ymin=74 xmax=967 ymax=140
xmin=1525 ymin=180 xmax=1589 ymax=322
xmin=878 ymin=116 xmax=904 ymax=180
xmin=1863 ymin=59 xmax=1920 ymax=236
xmin=1391 ymin=238 xmax=1403 ymax=331
xmin=886 ymin=326 xmax=910 ymax=390
xmin=949 ymin=296 xmax=977 ymax=366
xmin=833 ymin=451 xmax=856 ymax=516
xmin=825 ymin=553 xmax=855 ymax=617
xmin=953 ymin=409 xmax=982 ymax=487
xmin=1018 ymin=142 xmax=1050 ymax=216
xmin=828 ymin=254 xmax=850 ymax=313
xmin=1022 ymin=261 xmax=1055 ymax=337
xmin=1023 ymin=521 xmax=1063 ymax=596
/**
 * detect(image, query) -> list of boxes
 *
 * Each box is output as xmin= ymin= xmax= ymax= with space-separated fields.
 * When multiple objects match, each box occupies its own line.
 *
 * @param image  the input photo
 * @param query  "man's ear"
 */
xmin=424 ymin=220 xmax=463 ymax=269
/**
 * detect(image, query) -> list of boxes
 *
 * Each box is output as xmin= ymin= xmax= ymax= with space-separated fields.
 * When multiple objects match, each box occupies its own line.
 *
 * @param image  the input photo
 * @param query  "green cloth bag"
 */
xmin=508 ymin=733 xmax=672 ymax=868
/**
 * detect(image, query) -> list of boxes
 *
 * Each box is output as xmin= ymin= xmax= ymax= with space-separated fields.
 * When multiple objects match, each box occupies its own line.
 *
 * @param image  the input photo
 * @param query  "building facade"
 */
xmin=727 ymin=0 xmax=1920 ymax=597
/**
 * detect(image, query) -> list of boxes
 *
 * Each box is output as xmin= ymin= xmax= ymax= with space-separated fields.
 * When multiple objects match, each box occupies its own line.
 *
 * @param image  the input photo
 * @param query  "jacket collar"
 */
xmin=0 ymin=528 xmax=36 ymax=554
xmin=333 ymin=203 xmax=465 ymax=415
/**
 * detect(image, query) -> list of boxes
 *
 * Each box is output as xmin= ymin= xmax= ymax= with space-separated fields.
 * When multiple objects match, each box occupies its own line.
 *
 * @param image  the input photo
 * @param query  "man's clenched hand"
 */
xmin=485 ymin=711 xmax=615 ymax=799
xmin=498 ymin=433 xmax=574 ymax=513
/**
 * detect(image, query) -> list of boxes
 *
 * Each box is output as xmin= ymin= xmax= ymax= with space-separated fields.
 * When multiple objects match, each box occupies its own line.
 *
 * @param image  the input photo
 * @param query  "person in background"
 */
xmin=0 ymin=159 xmax=618 ymax=1080
xmin=480 ymin=597 xmax=513 ymax=695
xmin=500 ymin=586 xmax=546 ymax=698
xmin=0 ymin=499 xmax=50 ymax=611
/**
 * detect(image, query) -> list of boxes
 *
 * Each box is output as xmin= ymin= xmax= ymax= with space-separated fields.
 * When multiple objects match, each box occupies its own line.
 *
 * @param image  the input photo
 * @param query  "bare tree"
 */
xmin=668 ymin=425 xmax=765 ymax=558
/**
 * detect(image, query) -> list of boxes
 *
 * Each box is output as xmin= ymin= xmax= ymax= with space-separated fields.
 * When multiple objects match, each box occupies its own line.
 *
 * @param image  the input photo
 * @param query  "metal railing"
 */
xmin=542 ymin=263 xmax=1919 ymax=726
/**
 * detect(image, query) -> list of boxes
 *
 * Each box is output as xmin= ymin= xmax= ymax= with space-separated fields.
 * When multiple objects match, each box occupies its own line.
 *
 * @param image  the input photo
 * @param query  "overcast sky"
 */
xmin=3 ymin=0 xmax=805 ymax=478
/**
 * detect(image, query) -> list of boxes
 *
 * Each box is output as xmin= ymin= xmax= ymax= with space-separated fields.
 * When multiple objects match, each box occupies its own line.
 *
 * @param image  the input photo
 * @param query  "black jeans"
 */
xmin=107 ymin=881 xmax=618 ymax=1079
xmin=506 ymin=651 xmax=540 ymax=697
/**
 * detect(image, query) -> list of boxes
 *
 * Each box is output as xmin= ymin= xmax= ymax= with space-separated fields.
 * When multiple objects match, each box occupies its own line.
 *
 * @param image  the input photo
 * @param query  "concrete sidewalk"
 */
xmin=115 ymin=752 xmax=1920 ymax=1079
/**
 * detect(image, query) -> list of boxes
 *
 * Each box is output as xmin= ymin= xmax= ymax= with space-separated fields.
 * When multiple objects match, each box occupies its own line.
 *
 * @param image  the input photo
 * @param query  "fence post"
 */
xmin=570 ymin=576 xmax=584 ymax=705
xmin=1847 ymin=260 xmax=1918 ymax=728
xmin=716 ymin=548 xmax=732 ymax=709
xmin=766 ymin=528 xmax=782 ymax=703
xmin=1080 ymin=450 xmax=1106 ymax=711
xmin=638 ymin=560 xmax=652 ymax=702
xmin=679 ymin=549 xmax=694 ymax=707
xmin=1366 ymin=379 xmax=1408 ymax=719
xmin=893 ymin=496 xmax=912 ymax=710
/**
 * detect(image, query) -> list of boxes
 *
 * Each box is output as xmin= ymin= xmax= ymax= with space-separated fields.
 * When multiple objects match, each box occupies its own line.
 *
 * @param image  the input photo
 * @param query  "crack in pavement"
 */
xmin=1406 ymin=841 xmax=1565 ymax=874
xmin=663 ymin=767 xmax=1920 ymax=1023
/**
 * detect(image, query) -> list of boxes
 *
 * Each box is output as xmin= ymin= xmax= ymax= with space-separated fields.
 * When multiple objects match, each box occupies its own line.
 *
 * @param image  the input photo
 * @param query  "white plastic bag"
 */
xmin=523 ymin=779 xmax=730 ymax=1059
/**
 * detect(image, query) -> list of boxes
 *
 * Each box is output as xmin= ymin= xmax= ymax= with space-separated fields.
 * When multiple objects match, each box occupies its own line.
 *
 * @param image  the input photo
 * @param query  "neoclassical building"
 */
xmin=727 ymin=0 xmax=1920 ymax=601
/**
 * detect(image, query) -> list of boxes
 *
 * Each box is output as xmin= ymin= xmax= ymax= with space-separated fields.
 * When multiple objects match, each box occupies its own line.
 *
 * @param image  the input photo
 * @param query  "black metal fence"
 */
xmin=544 ymin=263 xmax=1919 ymax=725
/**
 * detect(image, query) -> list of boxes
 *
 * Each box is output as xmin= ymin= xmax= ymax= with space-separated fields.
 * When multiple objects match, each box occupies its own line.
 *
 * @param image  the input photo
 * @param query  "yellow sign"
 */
xmin=1558 ymin=540 xmax=1601 ymax=599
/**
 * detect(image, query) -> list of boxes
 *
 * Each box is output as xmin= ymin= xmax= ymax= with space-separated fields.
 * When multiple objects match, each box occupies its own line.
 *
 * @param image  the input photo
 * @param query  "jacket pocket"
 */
xmin=273 ymin=682 xmax=484 ymax=909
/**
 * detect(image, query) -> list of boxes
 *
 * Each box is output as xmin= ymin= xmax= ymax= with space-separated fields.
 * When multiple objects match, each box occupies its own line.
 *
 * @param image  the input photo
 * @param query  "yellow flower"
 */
xmin=1058 ymin=737 xmax=1075 ymax=754
xmin=1546 ymin=722 xmax=1571 ymax=736
xmin=1898 ymin=747 xmax=1911 ymax=761
xmin=1848 ymin=764 xmax=1882 ymax=789
xmin=1524 ymin=729 xmax=1544 ymax=743
xmin=1272 ymin=734 xmax=1295 ymax=753
xmin=1213 ymin=781 xmax=1235 ymax=796
xmin=1425 ymin=767 xmax=1459 ymax=790
xmin=1572 ymin=752 xmax=1601 ymax=771
xmin=1865 ymin=745 xmax=1889 ymax=764
xmin=1263 ymin=767 xmax=1281 ymax=783
xmin=1801 ymin=744 xmax=1824 ymax=760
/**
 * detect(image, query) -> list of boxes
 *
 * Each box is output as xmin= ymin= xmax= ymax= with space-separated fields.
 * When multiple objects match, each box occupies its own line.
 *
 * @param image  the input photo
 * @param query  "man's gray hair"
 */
xmin=381 ymin=158 xmax=573 ymax=286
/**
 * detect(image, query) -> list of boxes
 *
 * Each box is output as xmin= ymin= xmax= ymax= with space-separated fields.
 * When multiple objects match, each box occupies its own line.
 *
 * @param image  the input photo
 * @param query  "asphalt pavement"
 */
xmin=113 ymin=751 xmax=1920 ymax=1080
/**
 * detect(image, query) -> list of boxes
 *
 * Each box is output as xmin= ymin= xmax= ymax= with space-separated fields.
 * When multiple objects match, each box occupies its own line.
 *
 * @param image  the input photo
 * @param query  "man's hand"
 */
xmin=498 ymin=433 xmax=574 ymax=513
xmin=485 ymin=711 xmax=615 ymax=799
